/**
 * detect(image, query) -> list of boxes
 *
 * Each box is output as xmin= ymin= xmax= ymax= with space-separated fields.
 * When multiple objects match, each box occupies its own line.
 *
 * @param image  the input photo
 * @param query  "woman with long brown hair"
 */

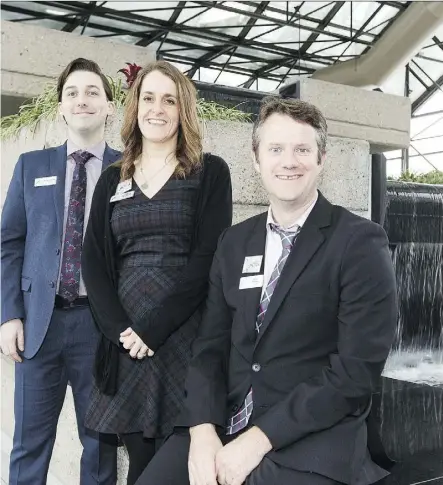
xmin=82 ymin=60 xmax=232 ymax=484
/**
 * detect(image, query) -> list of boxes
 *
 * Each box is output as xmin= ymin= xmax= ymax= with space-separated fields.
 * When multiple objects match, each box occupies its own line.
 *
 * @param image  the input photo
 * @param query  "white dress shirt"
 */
xmin=262 ymin=192 xmax=318 ymax=296
xmin=57 ymin=140 xmax=105 ymax=297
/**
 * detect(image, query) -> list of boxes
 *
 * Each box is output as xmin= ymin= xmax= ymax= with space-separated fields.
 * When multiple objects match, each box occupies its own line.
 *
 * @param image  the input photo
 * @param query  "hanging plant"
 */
xmin=1 ymin=64 xmax=251 ymax=140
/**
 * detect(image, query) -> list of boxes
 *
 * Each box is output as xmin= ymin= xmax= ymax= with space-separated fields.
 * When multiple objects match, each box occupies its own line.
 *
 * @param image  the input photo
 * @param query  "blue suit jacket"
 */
xmin=1 ymin=142 xmax=121 ymax=358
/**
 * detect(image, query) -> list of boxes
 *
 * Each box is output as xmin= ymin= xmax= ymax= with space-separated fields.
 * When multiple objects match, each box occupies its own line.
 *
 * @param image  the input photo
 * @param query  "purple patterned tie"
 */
xmin=58 ymin=150 xmax=94 ymax=302
xmin=226 ymin=224 xmax=300 ymax=435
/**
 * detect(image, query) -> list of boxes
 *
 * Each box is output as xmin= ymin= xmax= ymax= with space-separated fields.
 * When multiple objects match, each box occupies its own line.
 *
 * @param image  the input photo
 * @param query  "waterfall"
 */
xmin=377 ymin=181 xmax=443 ymax=464
xmin=384 ymin=181 xmax=443 ymax=357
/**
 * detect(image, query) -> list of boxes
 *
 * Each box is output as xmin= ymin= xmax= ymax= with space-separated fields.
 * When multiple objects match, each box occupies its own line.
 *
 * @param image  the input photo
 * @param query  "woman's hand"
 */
xmin=119 ymin=327 xmax=154 ymax=359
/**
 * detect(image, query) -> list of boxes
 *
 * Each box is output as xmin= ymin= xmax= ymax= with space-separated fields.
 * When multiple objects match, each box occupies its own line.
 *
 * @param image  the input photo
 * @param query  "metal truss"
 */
xmin=411 ymin=36 xmax=443 ymax=114
xmin=1 ymin=0 xmax=416 ymax=87
xmin=3 ymin=0 xmax=442 ymax=175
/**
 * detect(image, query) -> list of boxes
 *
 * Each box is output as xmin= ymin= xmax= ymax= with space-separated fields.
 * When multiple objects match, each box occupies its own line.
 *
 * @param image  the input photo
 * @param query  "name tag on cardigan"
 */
xmin=239 ymin=274 xmax=264 ymax=289
xmin=110 ymin=190 xmax=135 ymax=203
xmin=242 ymin=255 xmax=263 ymax=274
xmin=115 ymin=179 xmax=132 ymax=194
xmin=34 ymin=176 xmax=57 ymax=187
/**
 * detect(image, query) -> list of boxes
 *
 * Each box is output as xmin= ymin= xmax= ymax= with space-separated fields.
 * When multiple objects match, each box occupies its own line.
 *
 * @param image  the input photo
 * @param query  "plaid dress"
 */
xmin=85 ymin=174 xmax=202 ymax=438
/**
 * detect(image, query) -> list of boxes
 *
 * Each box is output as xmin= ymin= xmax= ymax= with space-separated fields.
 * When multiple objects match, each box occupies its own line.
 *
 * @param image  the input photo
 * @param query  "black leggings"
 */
xmin=120 ymin=432 xmax=164 ymax=485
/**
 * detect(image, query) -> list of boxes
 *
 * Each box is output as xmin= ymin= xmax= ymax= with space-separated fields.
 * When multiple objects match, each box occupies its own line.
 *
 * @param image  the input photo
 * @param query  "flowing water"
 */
xmin=382 ymin=182 xmax=443 ymax=385
xmin=377 ymin=182 xmax=443 ymax=459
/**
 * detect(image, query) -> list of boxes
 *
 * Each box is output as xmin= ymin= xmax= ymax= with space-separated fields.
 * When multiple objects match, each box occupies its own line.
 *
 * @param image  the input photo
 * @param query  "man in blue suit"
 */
xmin=1 ymin=58 xmax=120 ymax=485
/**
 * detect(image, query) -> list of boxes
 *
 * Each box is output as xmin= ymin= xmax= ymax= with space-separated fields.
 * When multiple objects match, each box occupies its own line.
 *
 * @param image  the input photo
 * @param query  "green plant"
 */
xmin=389 ymin=170 xmax=443 ymax=185
xmin=1 ymin=79 xmax=251 ymax=140
xmin=196 ymin=99 xmax=251 ymax=122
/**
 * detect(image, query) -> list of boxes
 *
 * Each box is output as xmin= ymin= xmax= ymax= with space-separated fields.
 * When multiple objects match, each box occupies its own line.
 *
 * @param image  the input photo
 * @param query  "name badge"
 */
xmin=239 ymin=274 xmax=264 ymax=290
xmin=34 ymin=176 xmax=57 ymax=187
xmin=110 ymin=190 xmax=135 ymax=203
xmin=116 ymin=179 xmax=132 ymax=194
xmin=242 ymin=255 xmax=263 ymax=274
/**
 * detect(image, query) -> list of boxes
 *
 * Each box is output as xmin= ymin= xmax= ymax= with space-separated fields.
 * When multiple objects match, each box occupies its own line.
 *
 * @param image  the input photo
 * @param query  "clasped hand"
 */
xmin=119 ymin=327 xmax=154 ymax=359
xmin=189 ymin=425 xmax=272 ymax=485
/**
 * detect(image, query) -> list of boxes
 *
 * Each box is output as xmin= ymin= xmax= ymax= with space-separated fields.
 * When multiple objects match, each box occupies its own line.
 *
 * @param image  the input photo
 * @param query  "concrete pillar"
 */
xmin=1 ymin=20 xmax=155 ymax=115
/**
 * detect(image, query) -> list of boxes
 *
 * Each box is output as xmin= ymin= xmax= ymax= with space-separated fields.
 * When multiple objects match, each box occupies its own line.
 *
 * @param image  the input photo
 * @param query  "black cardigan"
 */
xmin=82 ymin=154 xmax=233 ymax=394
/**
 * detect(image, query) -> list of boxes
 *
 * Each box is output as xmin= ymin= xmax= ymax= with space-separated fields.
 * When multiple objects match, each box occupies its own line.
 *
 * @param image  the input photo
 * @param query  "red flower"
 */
xmin=118 ymin=63 xmax=142 ymax=87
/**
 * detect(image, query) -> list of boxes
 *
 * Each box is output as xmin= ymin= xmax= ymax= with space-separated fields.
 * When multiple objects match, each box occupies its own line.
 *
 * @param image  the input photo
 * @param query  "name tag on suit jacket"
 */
xmin=239 ymin=274 xmax=264 ymax=289
xmin=34 ymin=176 xmax=57 ymax=187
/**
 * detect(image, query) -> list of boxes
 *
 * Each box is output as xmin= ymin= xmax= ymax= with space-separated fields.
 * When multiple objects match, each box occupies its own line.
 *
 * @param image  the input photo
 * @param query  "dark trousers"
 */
xmin=120 ymin=432 xmax=165 ymax=485
xmin=135 ymin=432 xmax=342 ymax=485
xmin=9 ymin=306 xmax=117 ymax=485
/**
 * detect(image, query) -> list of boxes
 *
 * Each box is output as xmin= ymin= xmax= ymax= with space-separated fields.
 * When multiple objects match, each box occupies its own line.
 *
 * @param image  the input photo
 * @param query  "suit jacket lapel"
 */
xmin=241 ymin=213 xmax=267 ymax=344
xmin=50 ymin=143 xmax=68 ymax=242
xmin=103 ymin=144 xmax=121 ymax=171
xmin=255 ymin=193 xmax=332 ymax=347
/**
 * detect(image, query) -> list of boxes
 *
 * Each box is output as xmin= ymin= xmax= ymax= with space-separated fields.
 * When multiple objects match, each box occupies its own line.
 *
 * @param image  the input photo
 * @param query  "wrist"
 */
xmin=190 ymin=423 xmax=216 ymax=438
xmin=249 ymin=426 xmax=272 ymax=454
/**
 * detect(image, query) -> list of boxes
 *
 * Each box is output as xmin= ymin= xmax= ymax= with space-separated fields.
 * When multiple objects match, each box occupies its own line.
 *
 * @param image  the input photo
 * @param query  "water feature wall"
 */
xmin=375 ymin=180 xmax=443 ymax=480
xmin=384 ymin=181 xmax=443 ymax=351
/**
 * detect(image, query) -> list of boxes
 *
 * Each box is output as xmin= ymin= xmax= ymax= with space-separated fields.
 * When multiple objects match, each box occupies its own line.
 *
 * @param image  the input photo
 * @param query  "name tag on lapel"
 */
xmin=242 ymin=255 xmax=263 ymax=274
xmin=239 ymin=274 xmax=264 ymax=290
xmin=116 ymin=179 xmax=132 ymax=194
xmin=34 ymin=176 xmax=57 ymax=187
xmin=110 ymin=191 xmax=135 ymax=203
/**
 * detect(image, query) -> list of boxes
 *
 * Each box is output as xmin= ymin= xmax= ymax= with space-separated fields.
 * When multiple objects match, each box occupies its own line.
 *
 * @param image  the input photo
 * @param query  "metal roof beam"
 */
xmin=432 ymin=36 xmax=443 ymax=53
xmin=187 ymin=1 xmax=269 ymax=78
xmin=61 ymin=0 xmax=98 ymax=33
xmin=299 ymin=2 xmax=344 ymax=55
xmin=193 ymin=1 xmax=373 ymax=45
xmin=240 ymin=1 xmax=346 ymax=89
xmin=240 ymin=0 xmax=381 ymax=40
xmin=412 ymin=74 xmax=443 ymax=114
xmin=136 ymin=1 xmax=186 ymax=47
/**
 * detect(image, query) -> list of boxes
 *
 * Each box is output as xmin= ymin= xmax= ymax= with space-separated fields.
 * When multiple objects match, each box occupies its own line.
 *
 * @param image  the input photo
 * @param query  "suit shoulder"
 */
xmin=19 ymin=146 xmax=55 ymax=162
xmin=222 ymin=212 xmax=266 ymax=243
xmin=332 ymin=204 xmax=387 ymax=238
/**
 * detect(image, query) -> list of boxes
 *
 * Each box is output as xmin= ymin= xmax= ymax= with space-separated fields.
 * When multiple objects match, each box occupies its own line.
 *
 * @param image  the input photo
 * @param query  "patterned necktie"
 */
xmin=58 ymin=150 xmax=94 ymax=302
xmin=226 ymin=224 xmax=300 ymax=435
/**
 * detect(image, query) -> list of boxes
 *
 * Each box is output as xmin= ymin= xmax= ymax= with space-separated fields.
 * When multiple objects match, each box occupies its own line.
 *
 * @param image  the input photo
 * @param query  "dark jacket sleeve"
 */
xmin=131 ymin=155 xmax=233 ymax=351
xmin=1 ymin=155 xmax=27 ymax=324
xmin=254 ymin=222 xmax=398 ymax=450
xmin=82 ymin=168 xmax=132 ymax=344
xmin=180 ymin=231 xmax=232 ymax=428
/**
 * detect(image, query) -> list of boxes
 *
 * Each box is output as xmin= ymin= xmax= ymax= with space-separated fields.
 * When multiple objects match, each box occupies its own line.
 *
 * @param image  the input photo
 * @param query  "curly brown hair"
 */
xmin=119 ymin=60 xmax=202 ymax=180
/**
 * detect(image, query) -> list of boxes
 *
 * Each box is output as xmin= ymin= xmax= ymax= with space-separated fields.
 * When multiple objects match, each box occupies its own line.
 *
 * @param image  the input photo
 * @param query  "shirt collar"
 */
xmin=67 ymin=139 xmax=106 ymax=161
xmin=266 ymin=191 xmax=318 ymax=232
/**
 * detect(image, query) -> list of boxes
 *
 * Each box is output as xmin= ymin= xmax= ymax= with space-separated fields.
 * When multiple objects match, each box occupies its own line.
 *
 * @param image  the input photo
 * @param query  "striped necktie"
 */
xmin=226 ymin=224 xmax=300 ymax=435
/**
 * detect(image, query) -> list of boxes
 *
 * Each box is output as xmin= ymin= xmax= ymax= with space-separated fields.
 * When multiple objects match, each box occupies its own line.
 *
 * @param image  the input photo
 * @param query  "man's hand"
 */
xmin=189 ymin=424 xmax=223 ymax=485
xmin=215 ymin=427 xmax=272 ymax=485
xmin=119 ymin=327 xmax=154 ymax=359
xmin=0 ymin=319 xmax=24 ymax=363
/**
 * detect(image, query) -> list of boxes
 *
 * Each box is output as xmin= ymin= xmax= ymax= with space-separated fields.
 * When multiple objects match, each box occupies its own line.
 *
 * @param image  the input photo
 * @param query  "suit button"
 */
xmin=49 ymin=281 xmax=55 ymax=288
xmin=252 ymin=363 xmax=261 ymax=372
xmin=56 ymin=249 xmax=60 ymax=255
xmin=232 ymin=404 xmax=239 ymax=413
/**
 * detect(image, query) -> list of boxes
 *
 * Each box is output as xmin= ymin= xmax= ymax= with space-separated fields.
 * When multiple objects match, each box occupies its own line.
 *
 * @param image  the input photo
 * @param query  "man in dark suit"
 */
xmin=1 ymin=58 xmax=120 ymax=485
xmin=135 ymin=96 xmax=398 ymax=485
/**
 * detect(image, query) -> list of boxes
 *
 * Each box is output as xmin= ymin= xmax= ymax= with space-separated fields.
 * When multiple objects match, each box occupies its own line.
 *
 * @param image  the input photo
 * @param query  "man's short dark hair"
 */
xmin=57 ymin=58 xmax=113 ymax=102
xmin=252 ymin=96 xmax=328 ymax=164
